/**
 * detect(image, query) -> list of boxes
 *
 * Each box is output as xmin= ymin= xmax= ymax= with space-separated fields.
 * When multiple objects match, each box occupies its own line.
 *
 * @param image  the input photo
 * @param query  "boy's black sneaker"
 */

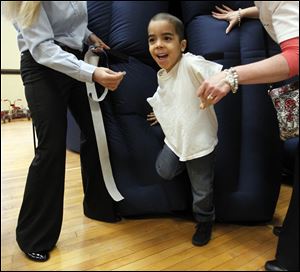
xmin=192 ymin=221 xmax=213 ymax=246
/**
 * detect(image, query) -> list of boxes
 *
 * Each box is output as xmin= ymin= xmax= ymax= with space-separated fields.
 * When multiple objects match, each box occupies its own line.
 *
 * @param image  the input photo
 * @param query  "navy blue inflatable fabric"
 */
xmin=86 ymin=1 xmax=192 ymax=216
xmin=181 ymin=1 xmax=282 ymax=222
xmin=87 ymin=1 xmax=168 ymax=67
xmin=67 ymin=1 xmax=285 ymax=222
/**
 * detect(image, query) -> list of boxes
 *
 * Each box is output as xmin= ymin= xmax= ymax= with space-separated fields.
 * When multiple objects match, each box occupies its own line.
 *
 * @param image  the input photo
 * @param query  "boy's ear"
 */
xmin=181 ymin=39 xmax=187 ymax=52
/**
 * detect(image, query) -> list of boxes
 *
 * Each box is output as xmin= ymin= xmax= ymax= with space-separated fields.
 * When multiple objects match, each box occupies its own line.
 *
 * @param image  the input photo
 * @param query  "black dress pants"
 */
xmin=16 ymin=51 xmax=118 ymax=253
xmin=276 ymin=143 xmax=299 ymax=270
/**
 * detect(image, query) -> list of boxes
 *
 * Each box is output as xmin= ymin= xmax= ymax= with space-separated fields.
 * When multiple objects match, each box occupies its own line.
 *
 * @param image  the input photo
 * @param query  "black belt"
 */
xmin=21 ymin=43 xmax=83 ymax=60
xmin=54 ymin=41 xmax=83 ymax=59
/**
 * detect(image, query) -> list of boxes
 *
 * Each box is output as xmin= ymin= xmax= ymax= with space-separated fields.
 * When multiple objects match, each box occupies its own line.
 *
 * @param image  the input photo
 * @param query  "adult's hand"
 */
xmin=88 ymin=33 xmax=110 ymax=53
xmin=197 ymin=71 xmax=231 ymax=109
xmin=212 ymin=5 xmax=239 ymax=34
xmin=93 ymin=67 xmax=126 ymax=91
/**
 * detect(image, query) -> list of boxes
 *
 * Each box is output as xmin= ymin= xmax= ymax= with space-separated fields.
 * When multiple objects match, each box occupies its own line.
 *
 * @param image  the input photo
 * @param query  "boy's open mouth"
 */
xmin=157 ymin=53 xmax=168 ymax=60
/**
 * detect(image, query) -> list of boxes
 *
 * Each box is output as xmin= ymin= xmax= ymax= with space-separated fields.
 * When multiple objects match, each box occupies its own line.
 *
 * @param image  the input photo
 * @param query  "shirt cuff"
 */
xmin=280 ymin=37 xmax=299 ymax=77
xmin=79 ymin=60 xmax=97 ymax=83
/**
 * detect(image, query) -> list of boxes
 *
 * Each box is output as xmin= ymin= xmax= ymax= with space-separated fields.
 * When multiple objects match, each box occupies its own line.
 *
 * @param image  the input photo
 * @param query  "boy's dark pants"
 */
xmin=156 ymin=144 xmax=215 ymax=222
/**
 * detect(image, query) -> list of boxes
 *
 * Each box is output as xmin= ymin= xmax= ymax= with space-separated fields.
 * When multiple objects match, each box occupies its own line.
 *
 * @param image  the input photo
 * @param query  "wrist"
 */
xmin=237 ymin=8 xmax=242 ymax=27
xmin=223 ymin=68 xmax=239 ymax=93
xmin=88 ymin=33 xmax=96 ymax=44
xmin=92 ymin=67 xmax=98 ymax=82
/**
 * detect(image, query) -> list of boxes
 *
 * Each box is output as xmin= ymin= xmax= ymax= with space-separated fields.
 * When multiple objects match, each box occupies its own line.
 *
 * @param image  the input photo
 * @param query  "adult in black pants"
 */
xmin=266 ymin=147 xmax=299 ymax=271
xmin=2 ymin=1 xmax=125 ymax=262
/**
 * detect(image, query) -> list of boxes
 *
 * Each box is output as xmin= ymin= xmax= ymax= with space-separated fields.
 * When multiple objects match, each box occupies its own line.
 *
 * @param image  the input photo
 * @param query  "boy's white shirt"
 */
xmin=147 ymin=52 xmax=223 ymax=161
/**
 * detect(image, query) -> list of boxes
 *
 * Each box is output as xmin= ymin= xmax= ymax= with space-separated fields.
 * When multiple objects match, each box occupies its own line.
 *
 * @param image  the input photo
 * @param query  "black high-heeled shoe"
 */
xmin=273 ymin=226 xmax=282 ymax=237
xmin=265 ymin=260 xmax=287 ymax=271
xmin=25 ymin=251 xmax=49 ymax=262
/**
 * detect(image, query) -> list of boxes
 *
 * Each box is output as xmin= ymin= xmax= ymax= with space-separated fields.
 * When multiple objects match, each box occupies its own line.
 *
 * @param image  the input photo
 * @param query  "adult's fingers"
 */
xmin=222 ymin=4 xmax=233 ymax=12
xmin=197 ymin=80 xmax=211 ymax=99
xmin=215 ymin=5 xmax=227 ymax=14
xmin=211 ymin=11 xmax=226 ymax=20
xmin=103 ymin=70 xmax=126 ymax=91
xmin=226 ymin=23 xmax=233 ymax=34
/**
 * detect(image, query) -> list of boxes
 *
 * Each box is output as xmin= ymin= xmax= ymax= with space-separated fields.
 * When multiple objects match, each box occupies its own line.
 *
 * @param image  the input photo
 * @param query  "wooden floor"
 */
xmin=1 ymin=119 xmax=292 ymax=271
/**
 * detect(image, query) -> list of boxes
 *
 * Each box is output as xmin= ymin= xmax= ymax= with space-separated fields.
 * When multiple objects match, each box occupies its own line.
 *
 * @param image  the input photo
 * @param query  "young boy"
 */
xmin=147 ymin=13 xmax=222 ymax=246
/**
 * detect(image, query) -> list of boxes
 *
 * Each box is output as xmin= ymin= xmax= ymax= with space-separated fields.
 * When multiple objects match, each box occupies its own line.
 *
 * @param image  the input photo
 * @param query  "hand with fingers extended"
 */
xmin=212 ymin=5 xmax=241 ymax=34
xmin=212 ymin=5 xmax=260 ymax=34
xmin=147 ymin=111 xmax=159 ymax=126
xmin=92 ymin=68 xmax=126 ymax=91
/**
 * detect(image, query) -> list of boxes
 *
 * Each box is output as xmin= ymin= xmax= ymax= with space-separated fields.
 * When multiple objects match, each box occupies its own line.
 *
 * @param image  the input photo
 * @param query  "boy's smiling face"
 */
xmin=148 ymin=20 xmax=186 ymax=72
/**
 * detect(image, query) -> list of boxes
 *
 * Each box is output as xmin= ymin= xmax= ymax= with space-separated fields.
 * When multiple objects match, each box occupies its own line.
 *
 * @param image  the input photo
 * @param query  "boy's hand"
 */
xmin=147 ymin=111 xmax=158 ymax=126
xmin=199 ymin=95 xmax=214 ymax=109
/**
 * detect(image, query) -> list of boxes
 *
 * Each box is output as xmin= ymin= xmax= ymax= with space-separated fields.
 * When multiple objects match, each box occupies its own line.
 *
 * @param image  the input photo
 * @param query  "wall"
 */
xmin=1 ymin=15 xmax=27 ymax=110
